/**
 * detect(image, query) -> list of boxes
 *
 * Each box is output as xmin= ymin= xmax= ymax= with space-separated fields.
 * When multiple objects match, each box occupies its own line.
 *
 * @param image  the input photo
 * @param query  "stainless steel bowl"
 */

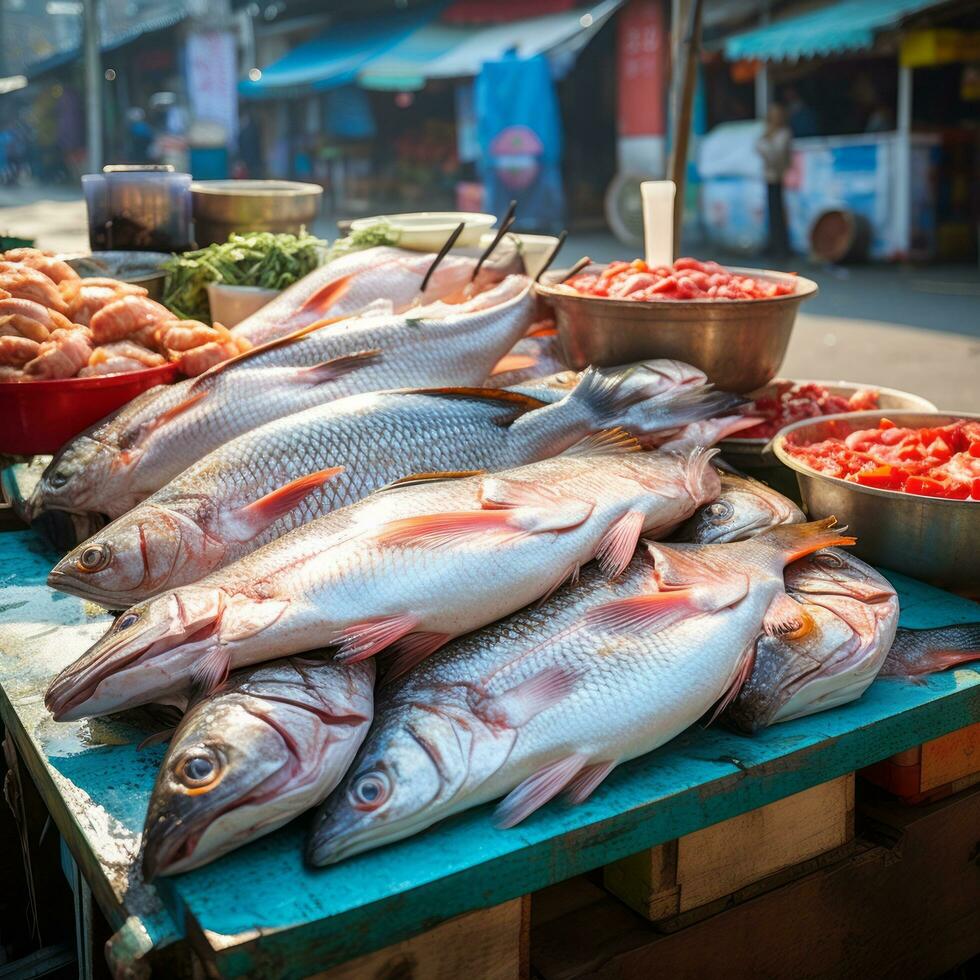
xmin=536 ymin=264 xmax=818 ymax=393
xmin=191 ymin=180 xmax=323 ymax=247
xmin=64 ymin=250 xmax=172 ymax=300
xmin=772 ymin=411 xmax=980 ymax=591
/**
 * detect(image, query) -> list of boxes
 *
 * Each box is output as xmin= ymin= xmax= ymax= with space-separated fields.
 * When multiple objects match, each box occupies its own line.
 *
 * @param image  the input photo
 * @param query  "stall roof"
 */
xmin=358 ymin=0 xmax=624 ymax=90
xmin=724 ymin=0 xmax=948 ymax=62
xmin=239 ymin=5 xmax=440 ymax=98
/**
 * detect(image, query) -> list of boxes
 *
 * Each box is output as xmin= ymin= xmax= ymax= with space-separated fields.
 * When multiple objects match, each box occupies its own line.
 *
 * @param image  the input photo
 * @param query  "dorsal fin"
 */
xmin=404 ymin=386 xmax=547 ymax=425
xmin=377 ymin=469 xmax=486 ymax=493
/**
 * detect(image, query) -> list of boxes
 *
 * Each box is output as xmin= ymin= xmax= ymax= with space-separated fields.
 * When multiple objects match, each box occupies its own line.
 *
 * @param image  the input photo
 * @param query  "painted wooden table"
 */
xmin=1 ymin=528 xmax=978 ymax=978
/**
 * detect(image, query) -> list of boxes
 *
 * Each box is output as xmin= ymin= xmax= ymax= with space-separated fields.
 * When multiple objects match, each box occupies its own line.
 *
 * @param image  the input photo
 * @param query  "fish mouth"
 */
xmin=46 ymin=567 xmax=134 ymax=611
xmin=142 ymin=820 xmax=203 ymax=881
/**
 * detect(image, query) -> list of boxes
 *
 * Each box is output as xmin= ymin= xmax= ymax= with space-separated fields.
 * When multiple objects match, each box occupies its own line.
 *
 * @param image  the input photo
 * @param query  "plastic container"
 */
xmin=207 ymin=283 xmax=280 ymax=327
xmin=0 ymin=363 xmax=179 ymax=455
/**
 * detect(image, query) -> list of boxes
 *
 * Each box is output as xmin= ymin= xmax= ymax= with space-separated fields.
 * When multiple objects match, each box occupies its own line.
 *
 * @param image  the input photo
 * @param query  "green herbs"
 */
xmin=324 ymin=221 xmax=399 ymax=263
xmin=162 ymin=231 xmax=327 ymax=322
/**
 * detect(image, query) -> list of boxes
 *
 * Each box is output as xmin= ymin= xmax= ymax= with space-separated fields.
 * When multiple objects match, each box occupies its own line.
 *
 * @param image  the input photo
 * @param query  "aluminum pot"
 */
xmin=536 ymin=265 xmax=817 ymax=393
xmin=191 ymin=180 xmax=322 ymax=247
xmin=772 ymin=411 xmax=980 ymax=592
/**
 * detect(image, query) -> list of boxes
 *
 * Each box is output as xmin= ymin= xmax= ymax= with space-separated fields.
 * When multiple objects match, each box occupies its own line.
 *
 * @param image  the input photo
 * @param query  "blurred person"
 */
xmin=782 ymin=86 xmax=818 ymax=138
xmin=756 ymin=103 xmax=792 ymax=259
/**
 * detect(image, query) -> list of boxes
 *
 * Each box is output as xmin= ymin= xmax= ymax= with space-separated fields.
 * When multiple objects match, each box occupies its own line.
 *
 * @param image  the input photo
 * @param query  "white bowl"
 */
xmin=207 ymin=283 xmax=280 ymax=327
xmin=350 ymin=212 xmax=496 ymax=252
xmin=480 ymin=232 xmax=561 ymax=280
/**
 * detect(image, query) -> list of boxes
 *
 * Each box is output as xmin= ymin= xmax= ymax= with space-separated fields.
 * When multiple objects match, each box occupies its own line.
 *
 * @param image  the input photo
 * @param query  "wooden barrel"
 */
xmin=809 ymin=208 xmax=872 ymax=263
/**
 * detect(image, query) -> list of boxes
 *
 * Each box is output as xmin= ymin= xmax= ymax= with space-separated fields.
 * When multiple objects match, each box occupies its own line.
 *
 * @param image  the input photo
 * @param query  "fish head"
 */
xmin=605 ymin=359 xmax=707 ymax=400
xmin=48 ymin=505 xmax=225 ymax=607
xmin=676 ymin=474 xmax=805 ymax=544
xmin=141 ymin=694 xmax=297 ymax=878
xmin=307 ymin=692 xmax=481 ymax=866
xmin=44 ymin=586 xmax=233 ymax=721
xmin=33 ymin=434 xmax=121 ymax=516
xmin=786 ymin=548 xmax=896 ymax=606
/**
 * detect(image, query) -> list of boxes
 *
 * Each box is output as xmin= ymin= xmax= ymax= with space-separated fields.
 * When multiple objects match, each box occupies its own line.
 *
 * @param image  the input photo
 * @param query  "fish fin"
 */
xmin=479 ymin=478 xmax=594 ymax=531
xmin=298 ymin=348 xmax=382 ymax=385
xmin=297 ymin=273 xmax=353 ymax=317
xmin=407 ymin=386 xmax=547 ymax=423
xmin=218 ymin=595 xmax=290 ymax=642
xmin=644 ymin=542 xmax=748 ymax=592
xmin=565 ymin=760 xmax=617 ymax=805
xmin=468 ymin=665 xmax=581 ymax=730
xmin=382 ymin=631 xmax=454 ymax=682
xmin=225 ymin=467 xmax=344 ymax=538
xmin=378 ymin=469 xmax=485 ymax=492
xmin=375 ymin=509 xmax=531 ymax=550
xmin=595 ymin=510 xmax=645 ymax=579
xmin=538 ymin=561 xmax=580 ymax=604
xmin=883 ymin=624 xmax=980 ymax=677
xmin=137 ymin=727 xmax=176 ymax=750
xmin=494 ymin=754 xmax=588 ymax=828
xmin=127 ymin=389 xmax=208 ymax=450
xmin=585 ymin=589 xmax=702 ymax=634
xmin=707 ymin=641 xmax=757 ymax=725
xmin=525 ymin=321 xmax=557 ymax=338
xmin=762 ymin=517 xmax=856 ymax=563
xmin=333 ymin=613 xmax=420 ymax=663
xmin=191 ymin=645 xmax=231 ymax=695
xmin=560 ymin=427 xmax=641 ymax=458
xmin=763 ymin=592 xmax=808 ymax=637
xmin=489 ymin=353 xmax=539 ymax=376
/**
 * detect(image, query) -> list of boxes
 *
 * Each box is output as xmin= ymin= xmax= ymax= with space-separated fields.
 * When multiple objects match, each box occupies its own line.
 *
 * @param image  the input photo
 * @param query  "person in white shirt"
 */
xmin=756 ymin=103 xmax=792 ymax=259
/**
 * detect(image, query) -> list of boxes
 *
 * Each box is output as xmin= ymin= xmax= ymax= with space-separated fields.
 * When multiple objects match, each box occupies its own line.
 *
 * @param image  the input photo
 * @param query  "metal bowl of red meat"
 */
xmin=0 ymin=362 xmax=178 ymax=456
xmin=536 ymin=262 xmax=818 ymax=393
xmin=772 ymin=411 xmax=979 ymax=592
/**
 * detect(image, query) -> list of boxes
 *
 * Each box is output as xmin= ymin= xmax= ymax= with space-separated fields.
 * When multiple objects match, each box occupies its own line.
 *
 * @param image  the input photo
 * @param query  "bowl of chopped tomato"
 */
xmin=772 ymin=411 xmax=979 ymax=591
xmin=536 ymin=258 xmax=818 ymax=392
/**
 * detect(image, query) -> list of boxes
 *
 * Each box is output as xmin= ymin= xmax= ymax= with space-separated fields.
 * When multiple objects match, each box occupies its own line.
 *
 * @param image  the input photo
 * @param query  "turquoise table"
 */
xmin=1 ymin=529 xmax=978 ymax=977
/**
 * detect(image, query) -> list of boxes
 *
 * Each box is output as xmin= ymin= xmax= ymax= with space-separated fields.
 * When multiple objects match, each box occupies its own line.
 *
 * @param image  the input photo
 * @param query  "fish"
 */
xmin=141 ymin=653 xmax=373 ymax=879
xmin=508 ymin=359 xmax=707 ymax=403
xmin=673 ymin=473 xmax=805 ymax=544
xmin=722 ymin=548 xmax=899 ymax=733
xmin=487 ymin=323 xmax=567 ymax=388
xmin=45 ymin=441 xmax=722 ymax=722
xmin=48 ymin=368 xmax=743 ymax=607
xmin=33 ymin=276 xmax=536 ymax=519
xmin=305 ymin=518 xmax=855 ymax=865
xmin=878 ymin=623 xmax=980 ymax=678
xmin=232 ymin=246 xmax=500 ymax=346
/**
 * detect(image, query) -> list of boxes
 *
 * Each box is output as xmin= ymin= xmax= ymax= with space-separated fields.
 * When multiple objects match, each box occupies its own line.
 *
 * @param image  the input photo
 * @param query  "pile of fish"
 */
xmin=29 ymin=241 xmax=978 ymax=881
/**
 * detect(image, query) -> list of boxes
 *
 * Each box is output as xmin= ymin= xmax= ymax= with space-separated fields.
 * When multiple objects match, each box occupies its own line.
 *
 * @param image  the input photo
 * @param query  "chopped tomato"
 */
xmin=855 ymin=464 xmax=907 ymax=490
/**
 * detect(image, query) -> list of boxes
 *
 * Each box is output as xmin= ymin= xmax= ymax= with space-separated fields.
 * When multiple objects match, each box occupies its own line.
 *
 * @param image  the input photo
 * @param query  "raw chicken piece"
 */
xmin=23 ymin=327 xmax=94 ymax=379
xmin=89 ymin=295 xmax=174 ymax=344
xmin=60 ymin=279 xmax=148 ymax=326
xmin=0 ymin=297 xmax=77 ymax=342
xmin=0 ymin=335 xmax=40 ymax=367
xmin=0 ymin=262 xmax=69 ymax=313
xmin=3 ymin=248 xmax=79 ymax=284
xmin=89 ymin=340 xmax=166 ymax=369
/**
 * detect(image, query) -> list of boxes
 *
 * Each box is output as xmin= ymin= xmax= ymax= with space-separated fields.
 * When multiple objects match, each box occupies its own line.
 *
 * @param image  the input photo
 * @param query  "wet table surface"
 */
xmin=1 ymin=529 xmax=978 ymax=978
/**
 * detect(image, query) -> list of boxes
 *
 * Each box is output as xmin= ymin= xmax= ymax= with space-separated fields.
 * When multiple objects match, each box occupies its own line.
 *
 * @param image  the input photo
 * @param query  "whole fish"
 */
xmin=141 ymin=654 xmax=373 ymax=879
xmin=34 ymin=276 xmax=535 ymax=519
xmin=306 ymin=519 xmax=854 ymax=865
xmin=723 ymin=549 xmax=899 ymax=733
xmin=879 ymin=623 xmax=980 ymax=677
xmin=509 ymin=359 xmax=707 ymax=403
xmin=49 ymin=370 xmax=742 ymax=607
xmin=45 ymin=442 xmax=721 ymax=721
xmin=232 ymin=246 xmax=498 ymax=345
xmin=673 ymin=473 xmax=804 ymax=544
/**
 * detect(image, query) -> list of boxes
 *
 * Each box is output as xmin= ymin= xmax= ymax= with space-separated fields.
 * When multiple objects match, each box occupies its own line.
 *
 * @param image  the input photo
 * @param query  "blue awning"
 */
xmin=725 ymin=0 xmax=945 ymax=62
xmin=240 ymin=6 xmax=440 ymax=99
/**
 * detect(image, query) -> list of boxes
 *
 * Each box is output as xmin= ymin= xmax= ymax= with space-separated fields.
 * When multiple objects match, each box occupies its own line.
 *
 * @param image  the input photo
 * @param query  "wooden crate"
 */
xmin=604 ymin=774 xmax=854 ymax=925
xmin=862 ymin=721 xmax=980 ymax=803
xmin=533 ymin=784 xmax=980 ymax=979
xmin=312 ymin=897 xmax=529 ymax=980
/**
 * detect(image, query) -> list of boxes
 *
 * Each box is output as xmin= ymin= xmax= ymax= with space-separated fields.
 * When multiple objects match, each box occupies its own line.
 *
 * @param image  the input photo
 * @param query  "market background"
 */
xmin=0 ymin=0 xmax=978 ymax=405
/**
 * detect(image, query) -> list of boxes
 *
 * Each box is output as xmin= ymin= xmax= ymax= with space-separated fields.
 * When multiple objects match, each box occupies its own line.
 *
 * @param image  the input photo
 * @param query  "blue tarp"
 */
xmin=725 ymin=0 xmax=942 ymax=62
xmin=239 ymin=6 xmax=439 ymax=99
xmin=475 ymin=52 xmax=564 ymax=232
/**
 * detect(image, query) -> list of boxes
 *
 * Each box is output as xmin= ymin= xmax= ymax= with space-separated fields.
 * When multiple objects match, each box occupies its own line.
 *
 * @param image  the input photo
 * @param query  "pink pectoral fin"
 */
xmin=333 ymin=613 xmax=420 ymax=662
xmin=468 ymin=665 xmax=580 ymax=730
xmin=565 ymin=760 xmax=617 ymax=805
xmin=375 ymin=509 xmax=527 ymax=550
xmin=381 ymin=631 xmax=454 ymax=683
xmin=297 ymin=274 xmax=353 ymax=318
xmin=494 ymin=754 xmax=588 ymax=828
xmin=227 ymin=466 xmax=344 ymax=538
xmin=595 ymin=510 xmax=645 ymax=579
xmin=585 ymin=589 xmax=702 ymax=634
xmin=763 ymin=592 xmax=807 ymax=637
xmin=191 ymin=644 xmax=231 ymax=694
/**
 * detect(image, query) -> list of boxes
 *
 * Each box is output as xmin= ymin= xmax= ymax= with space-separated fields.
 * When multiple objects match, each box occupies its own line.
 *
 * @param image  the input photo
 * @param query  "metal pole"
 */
xmin=84 ymin=0 xmax=103 ymax=172
xmin=895 ymin=61 xmax=912 ymax=258
xmin=754 ymin=2 xmax=771 ymax=119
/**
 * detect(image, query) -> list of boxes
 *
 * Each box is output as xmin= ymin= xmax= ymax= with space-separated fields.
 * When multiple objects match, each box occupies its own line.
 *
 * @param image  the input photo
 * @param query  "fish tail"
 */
xmin=682 ymin=445 xmax=721 ymax=499
xmin=883 ymin=623 xmax=980 ymax=676
xmin=763 ymin=517 xmax=856 ymax=563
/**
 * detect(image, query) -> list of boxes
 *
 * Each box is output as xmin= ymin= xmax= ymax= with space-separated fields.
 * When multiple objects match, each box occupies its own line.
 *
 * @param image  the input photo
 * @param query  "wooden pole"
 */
xmin=667 ymin=0 xmax=703 ymax=258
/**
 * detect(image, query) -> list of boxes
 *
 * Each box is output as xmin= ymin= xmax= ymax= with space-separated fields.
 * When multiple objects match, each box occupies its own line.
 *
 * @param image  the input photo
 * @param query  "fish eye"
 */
xmin=349 ymin=771 xmax=391 ymax=810
xmin=176 ymin=751 xmax=222 ymax=791
xmin=77 ymin=543 xmax=111 ymax=572
xmin=815 ymin=552 xmax=845 ymax=569
xmin=115 ymin=611 xmax=139 ymax=630
xmin=49 ymin=471 xmax=69 ymax=488
xmin=704 ymin=500 xmax=734 ymax=524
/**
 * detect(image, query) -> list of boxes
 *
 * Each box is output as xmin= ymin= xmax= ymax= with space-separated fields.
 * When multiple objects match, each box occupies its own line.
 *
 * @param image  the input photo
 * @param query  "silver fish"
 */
xmin=141 ymin=654 xmax=373 ymax=879
xmin=34 ymin=276 xmax=535 ymax=519
xmin=45 ymin=443 xmax=721 ymax=721
xmin=878 ymin=623 xmax=980 ymax=677
xmin=306 ymin=519 xmax=854 ymax=865
xmin=49 ymin=369 xmax=742 ymax=607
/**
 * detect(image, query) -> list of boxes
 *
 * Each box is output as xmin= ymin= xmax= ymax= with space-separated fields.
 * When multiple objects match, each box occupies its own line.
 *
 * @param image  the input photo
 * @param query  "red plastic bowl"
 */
xmin=0 ymin=362 xmax=179 ymax=455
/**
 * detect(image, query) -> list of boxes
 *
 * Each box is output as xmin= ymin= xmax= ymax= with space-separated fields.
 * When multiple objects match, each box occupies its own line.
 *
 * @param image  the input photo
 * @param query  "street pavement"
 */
xmin=2 ymin=186 xmax=977 ymax=411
